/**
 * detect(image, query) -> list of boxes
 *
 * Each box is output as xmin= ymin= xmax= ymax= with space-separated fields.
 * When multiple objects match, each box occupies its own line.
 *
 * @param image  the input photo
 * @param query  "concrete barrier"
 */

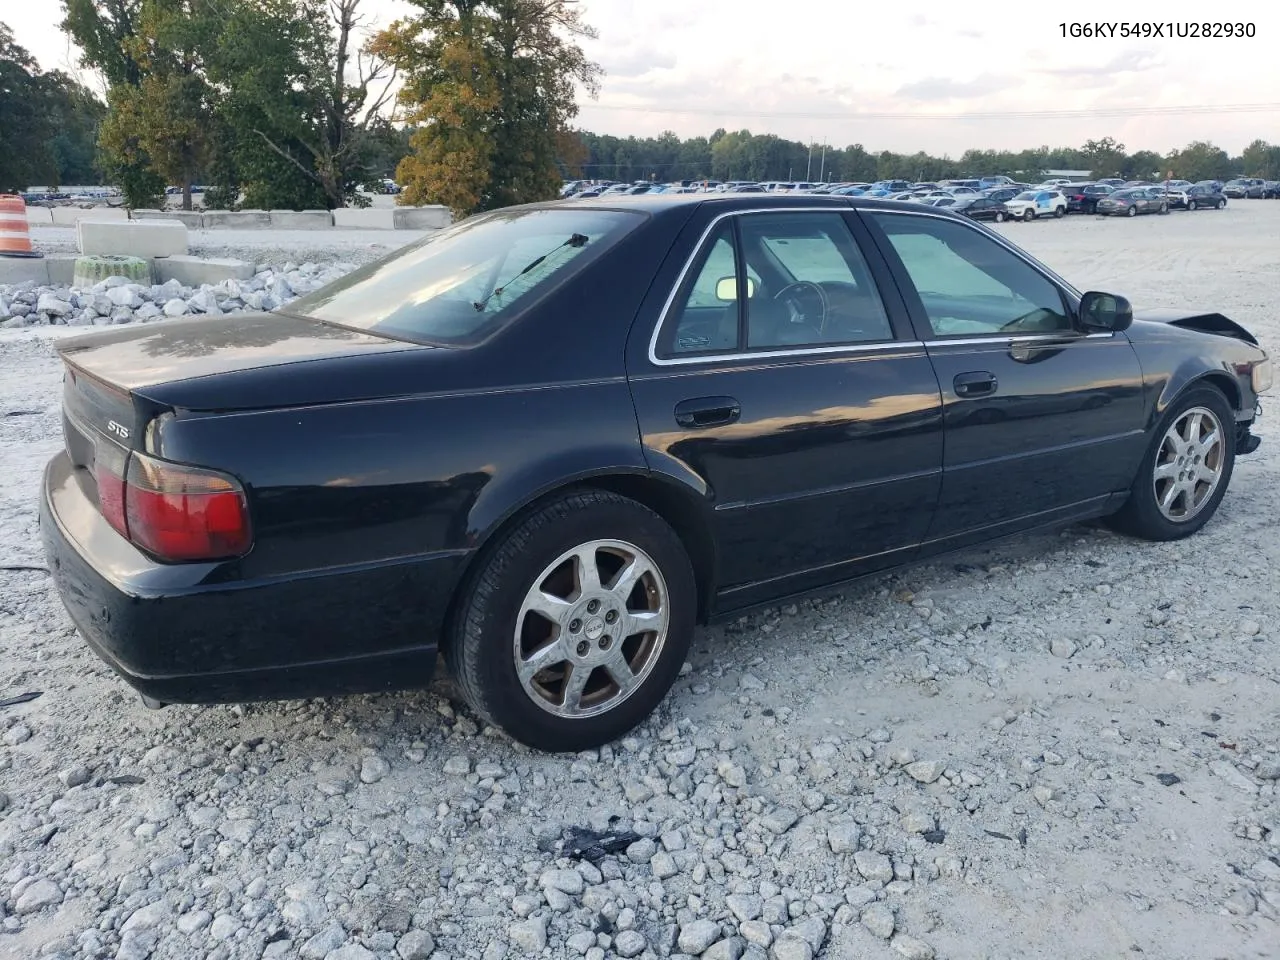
xmin=132 ymin=209 xmax=204 ymax=229
xmin=333 ymin=208 xmax=396 ymax=230
xmin=154 ymin=256 xmax=255 ymax=286
xmin=53 ymin=206 xmax=128 ymax=225
xmin=202 ymin=210 xmax=272 ymax=229
xmin=47 ymin=257 xmax=77 ymax=285
xmin=393 ymin=206 xmax=452 ymax=230
xmin=269 ymin=210 xmax=333 ymax=229
xmin=24 ymin=207 xmax=54 ymax=226
xmin=78 ymin=219 xmax=188 ymax=258
xmin=0 ymin=258 xmax=51 ymax=284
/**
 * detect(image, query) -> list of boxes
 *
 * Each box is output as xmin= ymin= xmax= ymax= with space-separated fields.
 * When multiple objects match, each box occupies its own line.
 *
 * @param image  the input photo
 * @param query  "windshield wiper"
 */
xmin=473 ymin=233 xmax=590 ymax=311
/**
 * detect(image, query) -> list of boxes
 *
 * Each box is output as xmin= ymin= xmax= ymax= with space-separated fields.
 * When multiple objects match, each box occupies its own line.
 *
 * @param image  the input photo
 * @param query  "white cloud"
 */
xmin=7 ymin=0 xmax=1279 ymax=155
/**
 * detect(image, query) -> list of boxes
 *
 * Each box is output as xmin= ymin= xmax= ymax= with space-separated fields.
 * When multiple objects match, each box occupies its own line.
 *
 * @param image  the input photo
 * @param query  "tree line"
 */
xmin=4 ymin=5 xmax=1280 ymax=214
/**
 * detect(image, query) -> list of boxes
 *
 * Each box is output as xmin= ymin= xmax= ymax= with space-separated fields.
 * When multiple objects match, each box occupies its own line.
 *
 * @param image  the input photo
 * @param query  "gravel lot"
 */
xmin=2 ymin=204 xmax=1279 ymax=960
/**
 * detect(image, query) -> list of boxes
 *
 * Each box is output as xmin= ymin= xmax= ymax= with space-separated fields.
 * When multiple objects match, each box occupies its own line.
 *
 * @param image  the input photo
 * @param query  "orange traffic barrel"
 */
xmin=0 ymin=195 xmax=42 ymax=258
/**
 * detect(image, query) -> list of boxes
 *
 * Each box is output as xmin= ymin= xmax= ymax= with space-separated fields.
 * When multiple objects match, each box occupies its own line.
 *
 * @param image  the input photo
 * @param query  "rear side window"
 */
xmin=287 ymin=208 xmax=643 ymax=346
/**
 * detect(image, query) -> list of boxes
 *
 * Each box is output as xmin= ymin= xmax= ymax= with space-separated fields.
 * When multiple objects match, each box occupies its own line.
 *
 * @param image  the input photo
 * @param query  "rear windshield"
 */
xmin=286 ymin=207 xmax=644 ymax=346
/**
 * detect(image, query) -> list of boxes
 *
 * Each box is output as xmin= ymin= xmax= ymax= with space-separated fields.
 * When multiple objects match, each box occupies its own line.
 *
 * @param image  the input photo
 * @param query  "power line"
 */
xmin=579 ymin=101 xmax=1280 ymax=122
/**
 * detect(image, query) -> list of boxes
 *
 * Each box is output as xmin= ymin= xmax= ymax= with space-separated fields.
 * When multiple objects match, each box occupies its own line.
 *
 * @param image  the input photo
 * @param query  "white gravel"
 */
xmin=1 ymin=204 xmax=1278 ymax=960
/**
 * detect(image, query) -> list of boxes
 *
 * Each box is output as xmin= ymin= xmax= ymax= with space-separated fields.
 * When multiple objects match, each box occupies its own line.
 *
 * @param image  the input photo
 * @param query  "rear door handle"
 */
xmin=953 ymin=371 xmax=997 ymax=398
xmin=674 ymin=396 xmax=741 ymax=429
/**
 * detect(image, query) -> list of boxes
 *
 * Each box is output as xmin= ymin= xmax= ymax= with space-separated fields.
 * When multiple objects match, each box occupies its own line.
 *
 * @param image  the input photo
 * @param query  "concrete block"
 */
xmin=201 ymin=209 xmax=272 ymax=229
xmin=47 ymin=256 xmax=78 ymax=285
xmin=24 ymin=206 xmax=54 ymax=226
xmin=333 ymin=207 xmax=396 ymax=229
xmin=77 ymin=219 xmax=188 ymax=258
xmin=154 ymin=256 xmax=255 ymax=286
xmin=132 ymin=208 xmax=204 ymax=229
xmin=0 ymin=258 xmax=50 ymax=285
xmin=269 ymin=209 xmax=333 ymax=229
xmin=52 ymin=206 xmax=127 ymax=225
xmin=392 ymin=206 xmax=453 ymax=230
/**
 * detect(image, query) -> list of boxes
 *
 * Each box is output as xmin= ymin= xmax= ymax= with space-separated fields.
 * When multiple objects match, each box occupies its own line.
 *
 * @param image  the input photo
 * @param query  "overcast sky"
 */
xmin=9 ymin=0 xmax=1278 ymax=156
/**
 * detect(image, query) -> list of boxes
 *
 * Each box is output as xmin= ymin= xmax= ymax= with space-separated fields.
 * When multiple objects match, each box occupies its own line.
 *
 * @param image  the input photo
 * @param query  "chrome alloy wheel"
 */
xmin=1153 ymin=406 xmax=1225 ymax=522
xmin=513 ymin=539 xmax=670 ymax=719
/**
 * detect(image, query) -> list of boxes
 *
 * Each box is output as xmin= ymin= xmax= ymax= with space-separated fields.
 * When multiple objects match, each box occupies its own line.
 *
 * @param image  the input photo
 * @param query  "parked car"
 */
xmin=959 ymin=197 xmax=1011 ymax=222
xmin=1245 ymin=179 xmax=1268 ymax=199
xmin=982 ymin=187 xmax=1024 ymax=203
xmin=39 ymin=194 xmax=1271 ymax=751
xmin=1184 ymin=184 xmax=1227 ymax=210
xmin=1223 ymin=178 xmax=1255 ymax=198
xmin=1264 ymin=181 xmax=1280 ymax=199
xmin=1062 ymin=183 xmax=1114 ymax=214
xmin=1096 ymin=187 xmax=1169 ymax=217
xmin=1005 ymin=189 xmax=1067 ymax=220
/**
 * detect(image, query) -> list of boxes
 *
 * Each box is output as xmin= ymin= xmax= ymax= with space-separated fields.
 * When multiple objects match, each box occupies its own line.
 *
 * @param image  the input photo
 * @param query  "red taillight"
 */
xmin=94 ymin=441 xmax=129 ymax=539
xmin=124 ymin=452 xmax=252 ymax=561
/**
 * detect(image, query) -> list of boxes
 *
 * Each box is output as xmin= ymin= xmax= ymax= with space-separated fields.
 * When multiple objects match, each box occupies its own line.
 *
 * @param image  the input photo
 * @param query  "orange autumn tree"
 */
xmin=371 ymin=0 xmax=600 ymax=218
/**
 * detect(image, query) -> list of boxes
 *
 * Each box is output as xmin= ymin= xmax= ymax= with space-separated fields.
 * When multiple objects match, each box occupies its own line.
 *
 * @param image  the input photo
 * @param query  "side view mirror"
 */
xmin=1079 ymin=290 xmax=1133 ymax=332
xmin=714 ymin=276 xmax=756 ymax=301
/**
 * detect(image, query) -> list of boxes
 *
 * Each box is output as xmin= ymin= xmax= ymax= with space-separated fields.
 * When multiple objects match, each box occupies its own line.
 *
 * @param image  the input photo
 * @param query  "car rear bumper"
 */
xmin=40 ymin=450 xmax=454 ymax=705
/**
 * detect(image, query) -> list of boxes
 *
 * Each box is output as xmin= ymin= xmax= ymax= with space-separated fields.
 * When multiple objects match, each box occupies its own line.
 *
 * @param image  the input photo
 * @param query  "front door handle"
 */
xmin=953 ymin=371 xmax=998 ymax=398
xmin=674 ymin=396 xmax=741 ymax=429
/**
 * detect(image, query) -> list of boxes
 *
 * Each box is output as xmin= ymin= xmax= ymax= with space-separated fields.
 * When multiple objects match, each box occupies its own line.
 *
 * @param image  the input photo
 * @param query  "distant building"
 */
xmin=1043 ymin=169 xmax=1094 ymax=182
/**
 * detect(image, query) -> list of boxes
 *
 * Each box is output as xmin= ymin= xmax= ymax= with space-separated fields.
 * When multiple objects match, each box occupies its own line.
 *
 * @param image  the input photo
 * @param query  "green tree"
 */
xmin=0 ymin=23 xmax=104 ymax=191
xmin=1123 ymin=150 xmax=1164 ymax=180
xmin=1166 ymin=140 xmax=1232 ymax=182
xmin=1241 ymin=139 xmax=1280 ymax=179
xmin=375 ymin=0 xmax=601 ymax=217
xmin=1081 ymin=137 xmax=1126 ymax=178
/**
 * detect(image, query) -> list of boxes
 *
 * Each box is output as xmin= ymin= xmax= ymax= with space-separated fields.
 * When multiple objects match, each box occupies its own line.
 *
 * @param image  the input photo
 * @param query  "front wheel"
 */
xmin=1188 ymin=200 xmax=1198 ymax=210
xmin=1217 ymin=199 xmax=1227 ymax=209
xmin=1104 ymin=385 xmax=1236 ymax=541
xmin=1023 ymin=208 xmax=1035 ymax=221
xmin=445 ymin=490 xmax=696 ymax=752
xmin=1127 ymin=205 xmax=1138 ymax=217
xmin=994 ymin=211 xmax=1005 ymax=222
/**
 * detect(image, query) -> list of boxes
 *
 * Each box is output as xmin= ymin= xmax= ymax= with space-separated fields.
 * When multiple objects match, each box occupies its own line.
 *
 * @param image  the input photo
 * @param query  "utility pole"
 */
xmin=819 ymin=141 xmax=827 ymax=182
xmin=806 ymin=139 xmax=813 ymax=181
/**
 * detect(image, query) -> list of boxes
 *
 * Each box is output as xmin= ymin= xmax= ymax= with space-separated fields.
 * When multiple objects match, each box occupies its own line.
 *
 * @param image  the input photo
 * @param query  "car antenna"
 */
xmin=473 ymin=233 xmax=590 ymax=311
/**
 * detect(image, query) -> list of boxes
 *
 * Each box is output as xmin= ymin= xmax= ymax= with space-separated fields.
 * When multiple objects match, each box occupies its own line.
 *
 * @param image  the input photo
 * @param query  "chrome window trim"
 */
xmin=647 ymin=205 xmax=905 ymax=367
xmin=647 ymin=203 xmax=1092 ymax=368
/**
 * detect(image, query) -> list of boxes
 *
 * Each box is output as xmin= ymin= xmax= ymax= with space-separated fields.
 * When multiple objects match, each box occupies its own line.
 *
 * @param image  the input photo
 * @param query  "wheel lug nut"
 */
xmin=605 ymin=610 xmax=618 ymax=623
xmin=587 ymin=599 xmax=600 ymax=614
xmin=599 ymin=636 xmax=611 ymax=649
xmin=569 ymin=619 xmax=581 ymax=633
xmin=576 ymin=641 xmax=589 ymax=656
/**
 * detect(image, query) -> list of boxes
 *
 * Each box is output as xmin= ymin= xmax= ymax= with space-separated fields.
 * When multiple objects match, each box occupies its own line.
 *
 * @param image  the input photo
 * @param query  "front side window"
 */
xmin=866 ymin=212 xmax=1072 ymax=338
xmin=288 ymin=208 xmax=643 ymax=346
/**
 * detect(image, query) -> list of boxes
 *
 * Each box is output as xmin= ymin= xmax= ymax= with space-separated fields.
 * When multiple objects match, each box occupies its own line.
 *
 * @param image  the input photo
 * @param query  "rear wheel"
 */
xmin=1188 ymin=200 xmax=1198 ymax=211
xmin=1127 ymin=205 xmax=1138 ymax=217
xmin=1217 ymin=199 xmax=1227 ymax=209
xmin=445 ymin=490 xmax=696 ymax=752
xmin=994 ymin=211 xmax=1005 ymax=222
xmin=1054 ymin=205 xmax=1065 ymax=218
xmin=1105 ymin=385 xmax=1235 ymax=541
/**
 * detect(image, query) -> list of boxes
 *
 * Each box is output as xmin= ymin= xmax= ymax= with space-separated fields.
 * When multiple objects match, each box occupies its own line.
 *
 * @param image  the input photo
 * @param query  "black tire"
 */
xmin=1188 ymin=200 xmax=1198 ymax=211
xmin=444 ymin=490 xmax=696 ymax=752
xmin=1023 ymin=208 xmax=1035 ymax=221
xmin=994 ymin=211 xmax=1004 ymax=222
xmin=1104 ymin=385 xmax=1236 ymax=541
xmin=1054 ymin=205 xmax=1065 ymax=218
xmin=1217 ymin=199 xmax=1226 ymax=209
xmin=1127 ymin=205 xmax=1138 ymax=217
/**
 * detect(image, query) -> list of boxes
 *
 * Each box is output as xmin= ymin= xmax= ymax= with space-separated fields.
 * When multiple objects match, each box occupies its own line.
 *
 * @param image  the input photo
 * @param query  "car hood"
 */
xmin=1130 ymin=307 xmax=1259 ymax=346
xmin=55 ymin=311 xmax=425 ymax=393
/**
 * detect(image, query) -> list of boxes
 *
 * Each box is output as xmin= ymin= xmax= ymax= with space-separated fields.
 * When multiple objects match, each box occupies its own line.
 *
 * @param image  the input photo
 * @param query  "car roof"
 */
xmin=530 ymin=192 xmax=971 ymax=221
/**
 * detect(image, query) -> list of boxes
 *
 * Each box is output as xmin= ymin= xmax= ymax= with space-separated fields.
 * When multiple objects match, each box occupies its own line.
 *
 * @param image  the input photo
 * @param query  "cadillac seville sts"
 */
xmin=41 ymin=195 xmax=1272 ymax=752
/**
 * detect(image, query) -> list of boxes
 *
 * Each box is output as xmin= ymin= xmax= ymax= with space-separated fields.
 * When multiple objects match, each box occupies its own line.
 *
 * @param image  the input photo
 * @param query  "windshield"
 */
xmin=1013 ymin=191 xmax=1037 ymax=200
xmin=286 ymin=208 xmax=643 ymax=346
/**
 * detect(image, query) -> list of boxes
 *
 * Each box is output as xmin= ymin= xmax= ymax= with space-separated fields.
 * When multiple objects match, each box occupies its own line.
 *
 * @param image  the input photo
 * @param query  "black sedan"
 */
xmin=40 ymin=195 xmax=1271 ymax=752
xmin=1185 ymin=184 xmax=1227 ymax=210
xmin=959 ymin=196 xmax=1011 ymax=222
xmin=1062 ymin=183 xmax=1114 ymax=214
xmin=1096 ymin=187 xmax=1169 ymax=216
